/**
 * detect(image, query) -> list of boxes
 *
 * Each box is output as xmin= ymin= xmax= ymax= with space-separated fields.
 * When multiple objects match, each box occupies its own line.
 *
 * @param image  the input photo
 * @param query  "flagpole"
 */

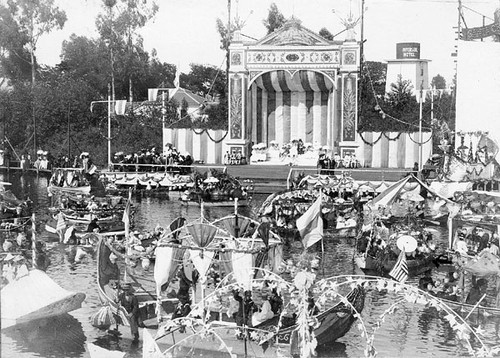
xmin=107 ymin=83 xmax=112 ymax=170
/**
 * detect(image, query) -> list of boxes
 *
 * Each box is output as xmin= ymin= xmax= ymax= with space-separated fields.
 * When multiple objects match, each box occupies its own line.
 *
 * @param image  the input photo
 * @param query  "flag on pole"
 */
xmin=148 ymin=88 xmax=159 ymax=102
xmin=296 ymin=196 xmax=323 ymax=248
xmin=389 ymin=249 xmax=408 ymax=283
xmin=114 ymin=100 xmax=127 ymax=115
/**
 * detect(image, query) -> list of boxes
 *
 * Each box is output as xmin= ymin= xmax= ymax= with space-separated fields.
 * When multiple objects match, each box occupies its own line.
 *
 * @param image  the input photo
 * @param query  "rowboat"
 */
xmin=153 ymin=285 xmax=365 ymax=357
xmin=355 ymin=252 xmax=436 ymax=277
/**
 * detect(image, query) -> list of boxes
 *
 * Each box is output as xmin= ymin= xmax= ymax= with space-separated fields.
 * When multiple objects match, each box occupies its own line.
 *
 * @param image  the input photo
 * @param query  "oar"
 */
xmin=464 ymin=293 xmax=487 ymax=320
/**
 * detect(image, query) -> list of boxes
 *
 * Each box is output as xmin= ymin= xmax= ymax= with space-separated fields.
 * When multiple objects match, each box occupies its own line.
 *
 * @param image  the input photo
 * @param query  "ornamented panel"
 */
xmin=343 ymin=50 xmax=357 ymax=65
xmin=230 ymin=75 xmax=243 ymax=139
xmin=342 ymin=75 xmax=357 ymax=142
xmin=247 ymin=50 xmax=340 ymax=65
xmin=231 ymin=51 xmax=242 ymax=66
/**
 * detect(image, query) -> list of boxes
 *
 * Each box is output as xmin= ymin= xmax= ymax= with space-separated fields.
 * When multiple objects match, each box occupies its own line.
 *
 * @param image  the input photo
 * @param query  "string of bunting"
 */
xmin=358 ymin=132 xmax=384 ymax=146
xmin=406 ymin=132 xmax=433 ymax=145
xmin=156 ymin=240 xmax=268 ymax=254
xmin=191 ymin=128 xmax=229 ymax=143
xmin=364 ymin=59 xmax=432 ymax=131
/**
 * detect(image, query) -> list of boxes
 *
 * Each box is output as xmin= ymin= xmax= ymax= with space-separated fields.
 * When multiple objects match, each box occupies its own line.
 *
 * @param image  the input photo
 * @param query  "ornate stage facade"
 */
xmin=224 ymin=20 xmax=360 ymax=165
xmin=162 ymin=20 xmax=430 ymax=168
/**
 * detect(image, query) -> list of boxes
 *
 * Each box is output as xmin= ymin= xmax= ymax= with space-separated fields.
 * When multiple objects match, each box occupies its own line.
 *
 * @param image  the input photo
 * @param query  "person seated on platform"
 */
xmin=251 ymin=292 xmax=275 ymax=326
xmin=466 ymin=278 xmax=488 ymax=305
xmin=419 ymin=270 xmax=435 ymax=291
xmin=268 ymin=287 xmax=283 ymax=315
xmin=86 ymin=218 xmax=101 ymax=233
xmin=489 ymin=236 xmax=499 ymax=256
xmin=455 ymin=233 xmax=469 ymax=256
xmin=232 ymin=289 xmax=255 ymax=331
xmin=307 ymin=294 xmax=320 ymax=316
xmin=477 ymin=228 xmax=490 ymax=253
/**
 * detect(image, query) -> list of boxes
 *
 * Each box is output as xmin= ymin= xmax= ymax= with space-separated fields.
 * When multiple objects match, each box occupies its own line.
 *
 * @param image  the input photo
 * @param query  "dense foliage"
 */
xmin=0 ymin=0 xmax=227 ymax=166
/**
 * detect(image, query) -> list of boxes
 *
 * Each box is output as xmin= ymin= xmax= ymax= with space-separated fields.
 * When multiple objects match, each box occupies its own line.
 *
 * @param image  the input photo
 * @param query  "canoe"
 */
xmin=1 ymin=269 xmax=86 ymax=329
xmin=355 ymin=253 xmax=436 ymax=276
xmin=48 ymin=184 xmax=91 ymax=196
xmin=154 ymin=285 xmax=365 ymax=357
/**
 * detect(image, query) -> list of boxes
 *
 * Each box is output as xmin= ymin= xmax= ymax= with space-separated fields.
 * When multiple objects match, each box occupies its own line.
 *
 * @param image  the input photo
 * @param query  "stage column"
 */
xmin=224 ymin=30 xmax=249 ymax=163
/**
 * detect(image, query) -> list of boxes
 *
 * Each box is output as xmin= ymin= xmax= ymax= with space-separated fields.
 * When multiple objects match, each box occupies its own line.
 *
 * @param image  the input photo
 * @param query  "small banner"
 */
xmin=114 ymin=100 xmax=127 ymax=115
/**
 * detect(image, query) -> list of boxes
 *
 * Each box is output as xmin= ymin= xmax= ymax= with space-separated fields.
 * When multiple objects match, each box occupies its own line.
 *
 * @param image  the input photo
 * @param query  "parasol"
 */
xmin=397 ymin=235 xmax=418 ymax=253
xmin=203 ymin=177 xmax=219 ymax=184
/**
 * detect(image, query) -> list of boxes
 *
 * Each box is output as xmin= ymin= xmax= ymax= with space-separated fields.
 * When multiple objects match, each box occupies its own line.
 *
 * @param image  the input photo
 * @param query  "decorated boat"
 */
xmin=259 ymin=173 xmax=363 ymax=241
xmin=0 ymin=181 xmax=32 ymax=220
xmin=354 ymin=217 xmax=441 ymax=276
xmin=93 ymin=236 xmax=178 ymax=332
xmin=47 ymin=168 xmax=94 ymax=196
xmin=100 ymin=171 xmax=195 ymax=195
xmin=178 ymin=169 xmax=253 ymax=207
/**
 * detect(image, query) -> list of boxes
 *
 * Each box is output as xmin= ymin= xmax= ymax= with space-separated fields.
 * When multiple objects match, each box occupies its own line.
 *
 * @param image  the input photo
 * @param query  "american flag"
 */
xmin=389 ymin=250 xmax=408 ymax=283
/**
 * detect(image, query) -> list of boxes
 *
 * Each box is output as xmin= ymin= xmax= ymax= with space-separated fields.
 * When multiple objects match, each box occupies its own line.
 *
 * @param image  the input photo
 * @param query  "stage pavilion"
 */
xmin=224 ymin=19 xmax=361 ymax=165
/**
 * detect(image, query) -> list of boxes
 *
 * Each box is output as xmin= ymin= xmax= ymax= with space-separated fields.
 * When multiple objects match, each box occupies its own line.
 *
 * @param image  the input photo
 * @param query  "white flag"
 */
xmin=296 ymin=196 xmax=323 ymax=248
xmin=148 ymin=88 xmax=159 ymax=102
xmin=114 ymin=100 xmax=127 ymax=115
xmin=174 ymin=67 xmax=180 ymax=88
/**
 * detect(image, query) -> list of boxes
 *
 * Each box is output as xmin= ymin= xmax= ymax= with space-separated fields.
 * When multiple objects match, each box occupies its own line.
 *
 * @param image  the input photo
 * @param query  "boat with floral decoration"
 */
xmin=354 ymin=217 xmax=441 ymax=276
xmin=102 ymin=209 xmax=364 ymax=357
xmin=258 ymin=173 xmax=365 ymax=242
xmin=177 ymin=169 xmax=253 ymax=207
xmin=100 ymin=171 xmax=195 ymax=197
xmin=47 ymin=166 xmax=101 ymax=196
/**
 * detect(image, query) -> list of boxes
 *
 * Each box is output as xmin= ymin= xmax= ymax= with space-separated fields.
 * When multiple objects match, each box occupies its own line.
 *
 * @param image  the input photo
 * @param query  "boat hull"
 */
xmin=1 ymin=270 xmax=86 ymax=329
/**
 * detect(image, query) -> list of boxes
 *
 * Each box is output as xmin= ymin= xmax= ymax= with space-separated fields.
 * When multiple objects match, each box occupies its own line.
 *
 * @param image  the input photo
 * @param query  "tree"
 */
xmin=431 ymin=74 xmax=446 ymax=90
xmin=5 ymin=0 xmax=66 ymax=153
xmin=319 ymin=27 xmax=334 ymax=41
xmin=358 ymin=61 xmax=387 ymax=132
xmin=263 ymin=3 xmax=286 ymax=34
xmin=384 ymin=75 xmax=420 ymax=131
xmin=60 ymin=35 xmax=110 ymax=95
xmin=0 ymin=4 xmax=31 ymax=85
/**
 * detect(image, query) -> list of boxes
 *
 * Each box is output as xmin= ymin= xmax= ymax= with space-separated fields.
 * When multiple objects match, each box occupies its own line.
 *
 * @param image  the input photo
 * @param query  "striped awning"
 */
xmin=253 ymin=70 xmax=334 ymax=92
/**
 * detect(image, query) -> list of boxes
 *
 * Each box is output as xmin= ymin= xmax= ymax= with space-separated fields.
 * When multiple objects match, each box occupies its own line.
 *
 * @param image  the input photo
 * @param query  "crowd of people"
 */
xmin=317 ymin=151 xmax=361 ymax=174
xmin=112 ymin=145 xmax=193 ymax=174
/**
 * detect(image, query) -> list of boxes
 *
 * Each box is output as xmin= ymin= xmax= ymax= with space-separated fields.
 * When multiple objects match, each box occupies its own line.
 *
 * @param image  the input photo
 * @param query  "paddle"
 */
xmin=464 ymin=293 xmax=487 ymax=320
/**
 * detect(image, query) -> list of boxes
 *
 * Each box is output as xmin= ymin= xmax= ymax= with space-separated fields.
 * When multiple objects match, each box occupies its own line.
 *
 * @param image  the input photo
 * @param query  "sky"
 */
xmin=35 ymin=0 xmax=500 ymax=84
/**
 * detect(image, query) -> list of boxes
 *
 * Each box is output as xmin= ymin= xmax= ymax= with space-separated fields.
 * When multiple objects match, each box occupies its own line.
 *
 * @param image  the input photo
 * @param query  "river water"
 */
xmin=2 ymin=171 xmax=500 ymax=358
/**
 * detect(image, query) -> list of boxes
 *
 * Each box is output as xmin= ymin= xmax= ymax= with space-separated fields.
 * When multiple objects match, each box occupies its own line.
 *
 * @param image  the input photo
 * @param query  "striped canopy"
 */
xmin=253 ymin=70 xmax=334 ymax=92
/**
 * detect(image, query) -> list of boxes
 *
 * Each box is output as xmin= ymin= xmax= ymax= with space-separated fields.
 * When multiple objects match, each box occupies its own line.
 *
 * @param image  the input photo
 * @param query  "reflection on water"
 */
xmin=2 ymin=171 xmax=500 ymax=357
xmin=2 ymin=314 xmax=86 ymax=358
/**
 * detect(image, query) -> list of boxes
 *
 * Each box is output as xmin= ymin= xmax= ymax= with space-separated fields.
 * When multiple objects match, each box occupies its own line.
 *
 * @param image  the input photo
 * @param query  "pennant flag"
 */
xmin=142 ymin=328 xmax=163 ymax=358
xmin=114 ymin=100 xmax=127 ymax=115
xmin=148 ymin=88 xmax=159 ymax=102
xmin=122 ymin=190 xmax=132 ymax=239
xmin=174 ymin=67 xmax=180 ymax=88
xmin=296 ymin=196 xmax=323 ymax=248
xmin=389 ymin=249 xmax=408 ymax=283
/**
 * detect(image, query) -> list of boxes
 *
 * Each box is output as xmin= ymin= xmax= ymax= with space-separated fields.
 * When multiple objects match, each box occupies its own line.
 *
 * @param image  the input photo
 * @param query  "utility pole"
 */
xmin=419 ymin=82 xmax=424 ymax=171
